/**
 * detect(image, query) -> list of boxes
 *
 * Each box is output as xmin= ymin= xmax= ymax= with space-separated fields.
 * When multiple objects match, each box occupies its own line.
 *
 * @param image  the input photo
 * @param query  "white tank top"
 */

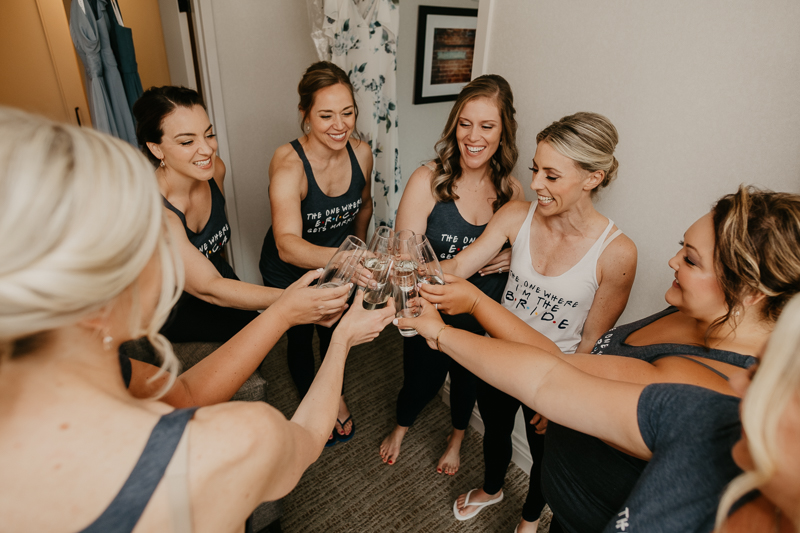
xmin=501 ymin=202 xmax=618 ymax=354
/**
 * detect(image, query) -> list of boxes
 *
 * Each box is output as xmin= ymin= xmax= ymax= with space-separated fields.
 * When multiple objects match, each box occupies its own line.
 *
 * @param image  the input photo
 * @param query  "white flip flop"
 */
xmin=452 ymin=488 xmax=504 ymax=521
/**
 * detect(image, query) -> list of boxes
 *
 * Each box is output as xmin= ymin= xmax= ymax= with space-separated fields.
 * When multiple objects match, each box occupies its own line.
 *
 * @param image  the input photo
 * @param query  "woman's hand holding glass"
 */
xmin=419 ymin=273 xmax=484 ymax=316
xmin=333 ymin=289 xmax=396 ymax=348
xmin=393 ymin=297 xmax=446 ymax=351
xmin=273 ymin=269 xmax=352 ymax=328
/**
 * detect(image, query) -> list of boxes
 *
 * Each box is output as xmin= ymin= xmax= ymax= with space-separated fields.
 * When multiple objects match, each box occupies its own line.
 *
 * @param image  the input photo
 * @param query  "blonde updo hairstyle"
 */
xmin=536 ymin=112 xmax=619 ymax=194
xmin=716 ymin=293 xmax=800 ymax=529
xmin=0 ymin=107 xmax=183 ymax=392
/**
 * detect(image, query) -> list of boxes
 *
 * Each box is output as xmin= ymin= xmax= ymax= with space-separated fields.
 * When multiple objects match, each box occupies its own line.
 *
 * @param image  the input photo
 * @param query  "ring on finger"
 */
xmin=435 ymin=303 xmax=439 ymax=310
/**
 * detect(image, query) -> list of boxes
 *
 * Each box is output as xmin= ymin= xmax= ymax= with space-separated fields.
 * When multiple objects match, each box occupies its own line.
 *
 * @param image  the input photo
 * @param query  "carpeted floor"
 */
xmin=258 ymin=326 xmax=552 ymax=533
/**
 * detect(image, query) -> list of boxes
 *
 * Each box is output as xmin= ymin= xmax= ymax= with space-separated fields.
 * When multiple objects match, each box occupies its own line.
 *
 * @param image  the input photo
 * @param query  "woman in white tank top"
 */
xmin=436 ymin=112 xmax=638 ymax=532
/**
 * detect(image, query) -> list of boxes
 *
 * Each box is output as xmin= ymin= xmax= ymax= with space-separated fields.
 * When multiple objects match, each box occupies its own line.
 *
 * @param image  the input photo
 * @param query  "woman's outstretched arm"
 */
xmin=398 ymin=298 xmax=650 ymax=459
xmin=128 ymin=270 xmax=352 ymax=407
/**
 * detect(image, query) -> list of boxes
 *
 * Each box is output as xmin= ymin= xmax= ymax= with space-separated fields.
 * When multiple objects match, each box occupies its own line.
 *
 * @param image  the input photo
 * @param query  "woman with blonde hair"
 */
xmin=423 ymin=186 xmax=800 ymax=531
xmin=0 ymin=107 xmax=395 ymax=532
xmin=716 ymin=295 xmax=800 ymax=532
xmin=379 ymin=74 xmax=524 ymax=474
xmin=441 ymin=112 xmax=637 ymax=531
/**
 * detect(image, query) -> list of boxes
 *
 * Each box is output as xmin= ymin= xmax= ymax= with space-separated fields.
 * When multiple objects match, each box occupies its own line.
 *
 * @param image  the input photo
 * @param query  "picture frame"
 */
xmin=413 ymin=6 xmax=479 ymax=105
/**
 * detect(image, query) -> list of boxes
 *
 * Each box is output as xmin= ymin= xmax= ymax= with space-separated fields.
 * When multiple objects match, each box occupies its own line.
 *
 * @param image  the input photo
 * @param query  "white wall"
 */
xmin=203 ymin=1 xmax=318 ymax=284
xmin=478 ymin=0 xmax=800 ymax=324
xmin=397 ymin=0 xmax=479 ymax=183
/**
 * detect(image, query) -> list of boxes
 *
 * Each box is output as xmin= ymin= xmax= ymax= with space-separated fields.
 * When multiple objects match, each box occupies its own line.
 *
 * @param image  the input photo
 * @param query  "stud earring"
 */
xmin=304 ymin=122 xmax=311 ymax=133
xmin=102 ymin=332 xmax=114 ymax=351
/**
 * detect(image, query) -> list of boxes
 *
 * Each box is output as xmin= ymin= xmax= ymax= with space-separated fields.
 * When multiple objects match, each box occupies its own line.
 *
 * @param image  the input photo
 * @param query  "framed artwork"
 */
xmin=413 ymin=6 xmax=478 ymax=104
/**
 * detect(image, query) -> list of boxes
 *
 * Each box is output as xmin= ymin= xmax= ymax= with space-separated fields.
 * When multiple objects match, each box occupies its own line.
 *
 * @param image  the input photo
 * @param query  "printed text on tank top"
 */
xmin=501 ymin=202 xmax=620 ymax=353
xmin=434 ymin=201 xmax=489 ymax=260
xmin=294 ymin=140 xmax=363 ymax=235
xmin=162 ymin=178 xmax=230 ymax=259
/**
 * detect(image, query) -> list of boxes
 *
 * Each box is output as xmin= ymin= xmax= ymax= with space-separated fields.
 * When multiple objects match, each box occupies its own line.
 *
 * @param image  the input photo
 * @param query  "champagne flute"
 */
xmin=362 ymin=254 xmax=394 ymax=310
xmin=411 ymin=234 xmax=445 ymax=286
xmin=317 ymin=236 xmax=366 ymax=299
xmin=368 ymin=225 xmax=395 ymax=256
xmin=392 ymin=229 xmax=419 ymax=336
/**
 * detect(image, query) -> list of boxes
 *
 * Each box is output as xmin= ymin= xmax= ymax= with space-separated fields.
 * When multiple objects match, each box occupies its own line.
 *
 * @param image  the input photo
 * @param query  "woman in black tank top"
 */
xmin=259 ymin=63 xmax=374 ymax=445
xmin=379 ymin=76 xmax=525 ymax=475
xmin=132 ymin=86 xmax=348 ymax=344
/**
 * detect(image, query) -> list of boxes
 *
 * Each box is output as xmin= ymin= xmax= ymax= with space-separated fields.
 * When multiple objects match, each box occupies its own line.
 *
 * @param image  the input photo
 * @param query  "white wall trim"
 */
xmin=191 ymin=0 xmax=246 ymax=274
xmin=471 ymin=0 xmax=494 ymax=77
xmin=442 ymin=376 xmax=533 ymax=473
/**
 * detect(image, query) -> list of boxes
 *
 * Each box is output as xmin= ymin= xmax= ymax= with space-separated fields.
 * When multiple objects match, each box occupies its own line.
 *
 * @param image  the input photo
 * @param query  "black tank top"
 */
xmin=423 ymin=201 xmax=506 ymax=333
xmin=260 ymin=140 xmax=366 ymax=289
xmin=162 ymin=178 xmax=236 ymax=279
xmin=426 ymin=200 xmax=506 ymax=301
xmin=542 ymin=307 xmax=756 ymax=533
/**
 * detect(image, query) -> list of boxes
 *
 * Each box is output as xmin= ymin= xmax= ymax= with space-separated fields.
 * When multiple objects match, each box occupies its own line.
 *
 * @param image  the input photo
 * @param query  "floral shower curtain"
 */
xmin=308 ymin=0 xmax=402 ymax=228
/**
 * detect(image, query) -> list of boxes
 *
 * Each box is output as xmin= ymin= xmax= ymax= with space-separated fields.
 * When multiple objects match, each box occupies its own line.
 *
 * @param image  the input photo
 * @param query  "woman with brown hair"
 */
xmin=132 ymin=86 xmax=348 ymax=343
xmin=259 ymin=61 xmax=373 ymax=445
xmin=423 ymin=186 xmax=800 ymax=532
xmin=379 ymin=74 xmax=524 ymax=474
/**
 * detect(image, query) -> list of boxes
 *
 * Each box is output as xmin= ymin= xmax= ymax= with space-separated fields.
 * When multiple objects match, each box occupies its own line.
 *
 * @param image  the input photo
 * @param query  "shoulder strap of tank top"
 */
xmin=513 ymin=201 xmax=538 ymax=246
xmin=164 ymin=423 xmax=192 ymax=533
xmin=650 ymin=354 xmax=731 ymax=381
xmin=599 ymin=228 xmax=624 ymax=254
xmin=290 ymin=139 xmax=320 ymax=195
xmin=78 ymin=407 xmax=199 ymax=533
xmin=162 ymin=197 xmax=188 ymax=227
xmin=208 ymin=176 xmax=224 ymax=202
xmin=345 ymin=141 xmax=366 ymax=184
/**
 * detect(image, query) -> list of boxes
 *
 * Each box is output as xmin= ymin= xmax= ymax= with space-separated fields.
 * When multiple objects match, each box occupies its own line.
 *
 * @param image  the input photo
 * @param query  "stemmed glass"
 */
xmin=317 ymin=236 xmax=366 ymax=299
xmin=392 ymin=230 xmax=419 ymax=336
xmin=411 ymin=234 xmax=445 ymax=286
xmin=361 ymin=226 xmax=396 ymax=309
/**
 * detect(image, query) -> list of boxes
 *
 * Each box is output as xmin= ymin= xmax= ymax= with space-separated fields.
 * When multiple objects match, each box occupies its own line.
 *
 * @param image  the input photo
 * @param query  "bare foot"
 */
xmin=455 ymin=487 xmax=502 ymax=518
xmin=436 ymin=428 xmax=465 ymax=475
xmin=379 ymin=424 xmax=408 ymax=465
xmin=334 ymin=396 xmax=353 ymax=436
xmin=516 ymin=517 xmax=540 ymax=533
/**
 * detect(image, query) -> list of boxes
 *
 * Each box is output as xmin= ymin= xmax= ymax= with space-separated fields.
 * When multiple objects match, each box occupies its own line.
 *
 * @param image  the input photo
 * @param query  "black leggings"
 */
xmin=161 ymin=292 xmax=258 ymax=343
xmin=286 ymin=323 xmax=338 ymax=398
xmin=478 ymin=379 xmax=546 ymax=523
xmin=395 ymin=334 xmax=477 ymax=429
xmin=395 ymin=313 xmax=484 ymax=430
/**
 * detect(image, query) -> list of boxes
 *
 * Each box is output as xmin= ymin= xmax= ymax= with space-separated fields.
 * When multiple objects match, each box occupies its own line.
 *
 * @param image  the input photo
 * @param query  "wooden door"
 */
xmin=0 ymin=0 xmax=89 ymax=125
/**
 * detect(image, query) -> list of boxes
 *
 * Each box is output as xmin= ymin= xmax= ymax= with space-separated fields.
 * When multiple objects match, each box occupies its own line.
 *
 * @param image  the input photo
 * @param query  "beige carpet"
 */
xmin=259 ymin=326 xmax=551 ymax=533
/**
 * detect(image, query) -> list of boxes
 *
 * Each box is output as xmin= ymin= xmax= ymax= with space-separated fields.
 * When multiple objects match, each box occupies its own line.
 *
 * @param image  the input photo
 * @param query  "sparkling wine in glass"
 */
xmin=411 ymin=234 xmax=445 ymax=286
xmin=317 ymin=236 xmax=366 ymax=298
xmin=362 ymin=254 xmax=394 ymax=310
xmin=392 ymin=257 xmax=420 ymax=336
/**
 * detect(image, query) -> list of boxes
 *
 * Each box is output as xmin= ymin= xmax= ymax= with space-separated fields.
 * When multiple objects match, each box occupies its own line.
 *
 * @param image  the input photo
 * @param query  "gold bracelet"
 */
xmin=436 ymin=325 xmax=453 ymax=352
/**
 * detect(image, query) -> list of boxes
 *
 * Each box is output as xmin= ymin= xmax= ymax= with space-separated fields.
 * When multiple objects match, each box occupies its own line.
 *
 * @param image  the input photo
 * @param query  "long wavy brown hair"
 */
xmin=431 ymin=75 xmax=518 ymax=212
